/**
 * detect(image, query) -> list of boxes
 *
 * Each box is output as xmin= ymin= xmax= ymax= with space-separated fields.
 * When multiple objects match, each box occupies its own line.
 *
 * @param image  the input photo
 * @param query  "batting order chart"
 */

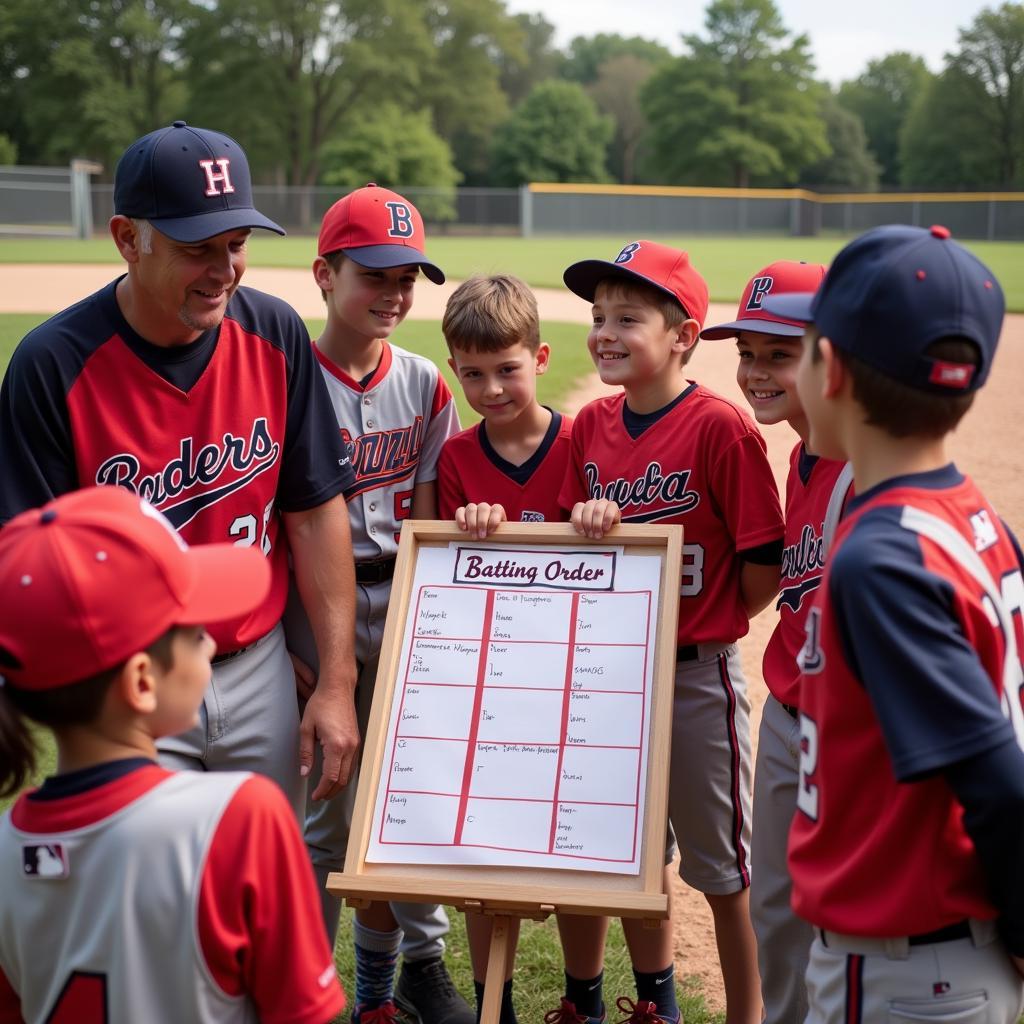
xmin=366 ymin=542 xmax=662 ymax=874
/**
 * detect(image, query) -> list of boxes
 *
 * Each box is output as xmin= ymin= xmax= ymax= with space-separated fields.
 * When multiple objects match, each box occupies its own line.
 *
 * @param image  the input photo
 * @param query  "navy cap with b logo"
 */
xmin=114 ymin=121 xmax=284 ymax=242
xmin=763 ymin=225 xmax=1004 ymax=393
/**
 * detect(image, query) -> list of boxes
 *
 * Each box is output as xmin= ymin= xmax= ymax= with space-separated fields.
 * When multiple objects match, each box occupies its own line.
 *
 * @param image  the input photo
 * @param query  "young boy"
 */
xmin=282 ymin=184 xmax=470 ymax=1024
xmin=558 ymin=241 xmax=784 ymax=1024
xmin=0 ymin=486 xmax=345 ymax=1024
xmin=702 ymin=260 xmax=851 ymax=1024
xmin=439 ymin=273 xmax=572 ymax=535
xmin=766 ymin=224 xmax=1024 ymax=1022
xmin=437 ymin=273 xmax=573 ymax=1023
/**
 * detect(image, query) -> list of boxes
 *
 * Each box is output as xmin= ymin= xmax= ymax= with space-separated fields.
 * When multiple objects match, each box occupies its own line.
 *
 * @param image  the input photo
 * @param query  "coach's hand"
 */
xmin=571 ymin=498 xmax=621 ymax=539
xmin=456 ymin=502 xmax=506 ymax=539
xmin=300 ymin=671 xmax=361 ymax=800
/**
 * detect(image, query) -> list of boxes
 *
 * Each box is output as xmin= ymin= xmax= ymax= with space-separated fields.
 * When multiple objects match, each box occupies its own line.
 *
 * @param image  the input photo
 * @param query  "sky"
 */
xmin=503 ymin=0 xmax=989 ymax=86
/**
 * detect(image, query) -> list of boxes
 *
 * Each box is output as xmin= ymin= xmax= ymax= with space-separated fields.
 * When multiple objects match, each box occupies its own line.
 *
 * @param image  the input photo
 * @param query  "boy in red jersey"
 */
xmin=702 ymin=260 xmax=850 ymax=1024
xmin=0 ymin=486 xmax=345 ymax=1024
xmin=439 ymin=274 xmax=573 ymax=535
xmin=765 ymin=224 xmax=1024 ymax=1022
xmin=437 ymin=273 xmax=573 ymax=1023
xmin=556 ymin=241 xmax=784 ymax=1024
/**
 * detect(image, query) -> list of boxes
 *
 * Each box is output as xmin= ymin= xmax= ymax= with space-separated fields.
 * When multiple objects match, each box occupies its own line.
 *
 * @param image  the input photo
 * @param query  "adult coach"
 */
xmin=0 ymin=121 xmax=359 ymax=812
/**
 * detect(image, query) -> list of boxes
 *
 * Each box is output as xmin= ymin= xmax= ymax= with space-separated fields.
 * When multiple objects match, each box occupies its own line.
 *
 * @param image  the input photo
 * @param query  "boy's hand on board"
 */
xmin=455 ymin=502 xmax=507 ymax=539
xmin=571 ymin=499 xmax=621 ymax=539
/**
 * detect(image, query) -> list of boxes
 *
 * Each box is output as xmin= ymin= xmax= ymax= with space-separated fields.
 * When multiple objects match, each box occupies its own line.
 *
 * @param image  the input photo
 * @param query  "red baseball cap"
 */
xmin=701 ymin=260 xmax=828 ymax=340
xmin=563 ymin=240 xmax=710 ymax=327
xmin=317 ymin=183 xmax=445 ymax=284
xmin=0 ymin=487 xmax=271 ymax=691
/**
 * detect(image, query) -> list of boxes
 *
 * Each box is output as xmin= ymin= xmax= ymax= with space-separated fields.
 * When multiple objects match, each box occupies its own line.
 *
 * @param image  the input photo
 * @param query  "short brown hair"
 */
xmin=443 ymin=275 xmax=540 ymax=354
xmin=595 ymin=277 xmax=695 ymax=364
xmin=319 ymin=250 xmax=346 ymax=303
xmin=811 ymin=329 xmax=978 ymax=438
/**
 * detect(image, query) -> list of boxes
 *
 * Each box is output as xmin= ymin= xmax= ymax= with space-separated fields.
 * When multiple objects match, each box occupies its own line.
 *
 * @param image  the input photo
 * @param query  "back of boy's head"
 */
xmin=0 ymin=487 xmax=271 ymax=693
xmin=765 ymin=224 xmax=1004 ymax=438
xmin=443 ymin=274 xmax=540 ymax=354
xmin=317 ymin=183 xmax=444 ymax=292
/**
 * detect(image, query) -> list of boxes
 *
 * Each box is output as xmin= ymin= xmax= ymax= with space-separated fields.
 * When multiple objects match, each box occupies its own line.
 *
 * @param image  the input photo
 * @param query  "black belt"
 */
xmin=908 ymin=920 xmax=973 ymax=946
xmin=211 ymin=643 xmax=253 ymax=665
xmin=676 ymin=644 xmax=699 ymax=662
xmin=780 ymin=702 xmax=799 ymax=719
xmin=356 ymin=557 xmax=397 ymax=584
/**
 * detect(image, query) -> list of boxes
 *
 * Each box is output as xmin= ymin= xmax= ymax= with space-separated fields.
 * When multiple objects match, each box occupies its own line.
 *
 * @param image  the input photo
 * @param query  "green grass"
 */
xmin=3 ymin=233 xmax=1024 ymax=310
xmin=0 ymin=314 xmax=594 ymax=428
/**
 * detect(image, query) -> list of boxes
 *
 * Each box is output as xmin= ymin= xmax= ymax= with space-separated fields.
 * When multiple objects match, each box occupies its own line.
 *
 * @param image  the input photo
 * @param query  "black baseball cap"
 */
xmin=764 ymin=224 xmax=1004 ymax=393
xmin=113 ymin=121 xmax=284 ymax=242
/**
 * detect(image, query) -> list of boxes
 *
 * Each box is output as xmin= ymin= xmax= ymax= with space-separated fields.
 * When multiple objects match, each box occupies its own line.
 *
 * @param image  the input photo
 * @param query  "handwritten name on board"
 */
xmin=453 ymin=547 xmax=616 ymax=591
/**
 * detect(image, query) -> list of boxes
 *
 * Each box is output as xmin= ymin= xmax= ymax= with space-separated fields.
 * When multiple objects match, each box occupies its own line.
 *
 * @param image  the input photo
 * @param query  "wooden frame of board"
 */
xmin=328 ymin=521 xmax=682 ymax=1017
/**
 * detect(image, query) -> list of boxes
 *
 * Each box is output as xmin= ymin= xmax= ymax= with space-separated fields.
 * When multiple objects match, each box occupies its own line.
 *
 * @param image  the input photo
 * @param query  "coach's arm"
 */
xmin=284 ymin=493 xmax=360 ymax=801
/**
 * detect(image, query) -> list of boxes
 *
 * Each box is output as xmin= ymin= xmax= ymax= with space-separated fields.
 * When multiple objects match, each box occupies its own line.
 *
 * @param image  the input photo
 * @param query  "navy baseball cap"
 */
xmin=114 ymin=121 xmax=284 ymax=242
xmin=764 ymin=224 xmax=1004 ymax=393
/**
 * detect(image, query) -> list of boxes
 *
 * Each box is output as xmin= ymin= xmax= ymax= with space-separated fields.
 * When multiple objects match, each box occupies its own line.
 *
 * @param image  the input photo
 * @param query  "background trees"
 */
xmin=1 ymin=0 xmax=1021 ymax=194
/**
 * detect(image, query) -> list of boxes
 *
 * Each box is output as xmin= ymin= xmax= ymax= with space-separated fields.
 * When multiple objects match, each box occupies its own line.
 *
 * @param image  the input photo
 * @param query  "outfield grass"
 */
xmin=3 ymin=233 xmax=1024 ymax=311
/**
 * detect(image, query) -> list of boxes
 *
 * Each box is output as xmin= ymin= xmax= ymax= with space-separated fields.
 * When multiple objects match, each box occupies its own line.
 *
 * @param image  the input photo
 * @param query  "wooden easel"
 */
xmin=329 ymin=522 xmax=681 ymax=1022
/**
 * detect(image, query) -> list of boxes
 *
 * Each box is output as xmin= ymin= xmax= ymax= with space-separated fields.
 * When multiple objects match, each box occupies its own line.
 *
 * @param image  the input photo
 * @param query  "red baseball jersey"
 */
xmin=762 ymin=444 xmax=848 ymax=706
xmin=789 ymin=466 xmax=1024 ymax=936
xmin=0 ymin=761 xmax=344 ymax=1024
xmin=558 ymin=385 xmax=783 ymax=644
xmin=0 ymin=281 xmax=353 ymax=650
xmin=437 ymin=410 xmax=573 ymax=523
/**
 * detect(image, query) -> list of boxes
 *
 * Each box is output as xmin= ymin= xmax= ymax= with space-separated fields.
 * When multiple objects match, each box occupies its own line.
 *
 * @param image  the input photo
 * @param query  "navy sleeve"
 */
xmin=945 ymin=738 xmax=1024 ymax=955
xmin=829 ymin=507 xmax=1017 ymax=780
xmin=229 ymin=290 xmax=354 ymax=513
xmin=0 ymin=321 xmax=81 ymax=523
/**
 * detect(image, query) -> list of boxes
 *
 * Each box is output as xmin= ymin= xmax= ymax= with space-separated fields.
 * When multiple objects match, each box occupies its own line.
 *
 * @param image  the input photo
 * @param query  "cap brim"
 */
xmin=178 ymin=545 xmax=272 ymax=626
xmin=563 ymin=260 xmax=683 ymax=312
xmin=345 ymin=244 xmax=445 ymax=285
xmin=151 ymin=208 xmax=286 ymax=242
xmin=761 ymin=293 xmax=817 ymax=324
xmin=700 ymin=318 xmax=806 ymax=340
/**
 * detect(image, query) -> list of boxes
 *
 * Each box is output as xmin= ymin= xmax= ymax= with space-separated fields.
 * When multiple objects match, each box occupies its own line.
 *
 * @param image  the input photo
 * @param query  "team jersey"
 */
xmin=0 ymin=279 xmax=352 ymax=650
xmin=559 ymin=384 xmax=783 ymax=645
xmin=315 ymin=340 xmax=459 ymax=557
xmin=789 ymin=465 xmax=1024 ymax=936
xmin=0 ymin=762 xmax=344 ymax=1024
xmin=762 ymin=445 xmax=848 ymax=706
xmin=437 ymin=409 xmax=573 ymax=523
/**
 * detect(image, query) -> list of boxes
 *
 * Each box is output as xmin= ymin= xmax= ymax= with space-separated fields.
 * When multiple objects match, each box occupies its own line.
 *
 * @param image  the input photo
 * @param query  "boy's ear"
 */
xmin=113 ymin=652 xmax=159 ymax=715
xmin=819 ymin=337 xmax=847 ymax=398
xmin=312 ymin=256 xmax=334 ymax=292
xmin=535 ymin=342 xmax=551 ymax=375
xmin=674 ymin=319 xmax=700 ymax=354
xmin=447 ymin=356 xmax=458 ymax=376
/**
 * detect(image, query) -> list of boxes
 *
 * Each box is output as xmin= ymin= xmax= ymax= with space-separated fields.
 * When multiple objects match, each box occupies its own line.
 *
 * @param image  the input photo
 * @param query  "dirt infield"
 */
xmin=5 ymin=265 xmax=1023 ymax=1011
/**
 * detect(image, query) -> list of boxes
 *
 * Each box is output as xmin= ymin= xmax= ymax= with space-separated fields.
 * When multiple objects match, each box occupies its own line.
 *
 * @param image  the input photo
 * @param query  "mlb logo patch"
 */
xmin=23 ymin=843 xmax=69 ymax=879
xmin=928 ymin=360 xmax=975 ymax=389
xmin=969 ymin=509 xmax=998 ymax=552
xmin=520 ymin=510 xmax=545 ymax=523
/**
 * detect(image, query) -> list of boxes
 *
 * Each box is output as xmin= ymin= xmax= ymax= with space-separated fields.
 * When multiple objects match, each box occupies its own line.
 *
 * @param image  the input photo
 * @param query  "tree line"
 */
xmin=1 ymin=0 xmax=1022 ymax=195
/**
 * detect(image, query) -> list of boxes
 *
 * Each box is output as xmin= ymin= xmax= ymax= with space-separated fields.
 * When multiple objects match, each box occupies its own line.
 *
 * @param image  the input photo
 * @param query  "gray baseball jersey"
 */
xmin=313 ymin=340 xmax=460 ymax=563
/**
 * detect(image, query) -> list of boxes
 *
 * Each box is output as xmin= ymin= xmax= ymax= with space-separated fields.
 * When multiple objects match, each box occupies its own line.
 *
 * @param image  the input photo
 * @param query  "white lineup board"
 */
xmin=366 ymin=540 xmax=662 ymax=874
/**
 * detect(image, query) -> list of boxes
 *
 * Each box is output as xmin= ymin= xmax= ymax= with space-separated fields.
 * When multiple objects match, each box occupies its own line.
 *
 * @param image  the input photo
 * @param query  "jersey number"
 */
xmin=796 ymin=713 xmax=820 ymax=821
xmin=680 ymin=543 xmax=705 ymax=597
xmin=47 ymin=971 xmax=107 ymax=1023
xmin=229 ymin=500 xmax=274 ymax=555
xmin=393 ymin=488 xmax=413 ymax=544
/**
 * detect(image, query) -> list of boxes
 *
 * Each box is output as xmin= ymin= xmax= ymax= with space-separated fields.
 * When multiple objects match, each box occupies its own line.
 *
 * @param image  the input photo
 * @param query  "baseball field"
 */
xmin=3 ymin=233 xmax=1023 ymax=1022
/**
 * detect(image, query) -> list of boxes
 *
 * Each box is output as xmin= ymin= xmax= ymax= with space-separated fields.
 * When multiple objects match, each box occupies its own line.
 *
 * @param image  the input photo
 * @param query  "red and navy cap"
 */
xmin=317 ymin=184 xmax=445 ymax=285
xmin=563 ymin=240 xmax=710 ymax=327
xmin=764 ymin=225 xmax=1004 ymax=393
xmin=0 ymin=487 xmax=271 ymax=691
xmin=114 ymin=121 xmax=284 ymax=242
xmin=701 ymin=260 xmax=827 ymax=340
